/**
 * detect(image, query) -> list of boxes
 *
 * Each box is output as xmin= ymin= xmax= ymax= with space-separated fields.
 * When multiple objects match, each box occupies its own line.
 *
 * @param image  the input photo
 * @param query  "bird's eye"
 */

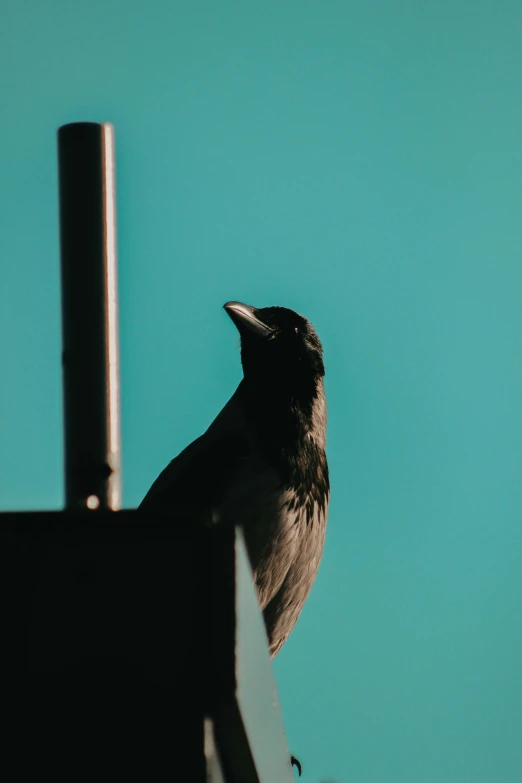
xmin=293 ymin=327 xmax=299 ymax=334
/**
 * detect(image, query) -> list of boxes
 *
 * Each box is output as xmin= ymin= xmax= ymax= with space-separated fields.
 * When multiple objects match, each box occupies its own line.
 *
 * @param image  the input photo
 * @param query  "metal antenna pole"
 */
xmin=57 ymin=122 xmax=121 ymax=510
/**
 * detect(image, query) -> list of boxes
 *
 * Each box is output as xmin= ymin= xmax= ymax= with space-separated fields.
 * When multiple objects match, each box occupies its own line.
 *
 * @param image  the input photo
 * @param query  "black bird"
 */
xmin=139 ymin=301 xmax=329 ymax=657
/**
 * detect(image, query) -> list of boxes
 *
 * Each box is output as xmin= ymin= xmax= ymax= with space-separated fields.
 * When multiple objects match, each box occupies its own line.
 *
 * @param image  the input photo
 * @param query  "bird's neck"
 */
xmin=239 ymin=376 xmax=327 ymax=469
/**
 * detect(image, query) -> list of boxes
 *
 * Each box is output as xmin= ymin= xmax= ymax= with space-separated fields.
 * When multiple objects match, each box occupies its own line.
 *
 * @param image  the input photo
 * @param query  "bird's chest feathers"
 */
xmin=218 ymin=386 xmax=329 ymax=533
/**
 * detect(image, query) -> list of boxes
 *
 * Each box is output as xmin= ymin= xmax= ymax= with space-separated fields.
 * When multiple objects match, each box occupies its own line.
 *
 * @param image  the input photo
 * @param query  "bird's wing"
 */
xmin=138 ymin=387 xmax=250 ymax=522
xmin=262 ymin=503 xmax=328 ymax=657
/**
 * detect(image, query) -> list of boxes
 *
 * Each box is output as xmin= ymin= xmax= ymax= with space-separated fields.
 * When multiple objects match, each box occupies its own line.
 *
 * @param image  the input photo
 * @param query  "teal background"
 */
xmin=1 ymin=1 xmax=521 ymax=780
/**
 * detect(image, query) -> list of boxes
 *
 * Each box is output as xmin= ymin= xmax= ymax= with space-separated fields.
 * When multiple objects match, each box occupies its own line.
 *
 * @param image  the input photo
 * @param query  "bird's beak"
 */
xmin=224 ymin=301 xmax=273 ymax=339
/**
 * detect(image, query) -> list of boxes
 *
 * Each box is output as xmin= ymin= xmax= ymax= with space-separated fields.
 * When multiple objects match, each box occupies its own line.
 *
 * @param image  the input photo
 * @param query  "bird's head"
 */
xmin=224 ymin=301 xmax=325 ymax=389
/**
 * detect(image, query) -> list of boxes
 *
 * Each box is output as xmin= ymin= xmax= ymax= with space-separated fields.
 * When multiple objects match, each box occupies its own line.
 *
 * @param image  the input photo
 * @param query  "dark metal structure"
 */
xmin=0 ymin=515 xmax=292 ymax=780
xmin=58 ymin=122 xmax=121 ymax=511
xmin=0 ymin=123 xmax=296 ymax=781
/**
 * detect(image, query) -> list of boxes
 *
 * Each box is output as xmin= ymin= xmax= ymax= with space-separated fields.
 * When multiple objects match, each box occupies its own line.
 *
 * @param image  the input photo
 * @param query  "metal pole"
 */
xmin=57 ymin=122 xmax=121 ymax=510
